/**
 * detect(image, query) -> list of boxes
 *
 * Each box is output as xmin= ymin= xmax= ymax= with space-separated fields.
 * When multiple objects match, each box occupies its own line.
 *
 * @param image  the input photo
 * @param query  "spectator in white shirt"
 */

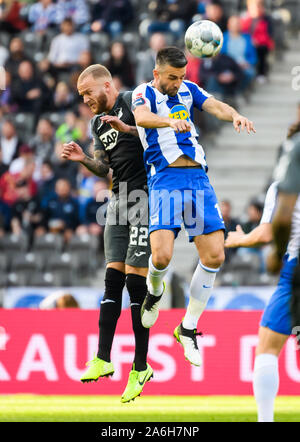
xmin=0 ymin=119 xmax=21 ymax=166
xmin=48 ymin=18 xmax=89 ymax=76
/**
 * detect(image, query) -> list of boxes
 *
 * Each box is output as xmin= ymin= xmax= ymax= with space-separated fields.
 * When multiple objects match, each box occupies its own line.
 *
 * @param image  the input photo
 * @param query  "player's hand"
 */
xmin=225 ymin=224 xmax=245 ymax=248
xmin=100 ymin=115 xmax=130 ymax=133
xmin=61 ymin=141 xmax=85 ymax=162
xmin=233 ymin=114 xmax=256 ymax=134
xmin=266 ymin=248 xmax=282 ymax=274
xmin=169 ymin=119 xmax=191 ymax=133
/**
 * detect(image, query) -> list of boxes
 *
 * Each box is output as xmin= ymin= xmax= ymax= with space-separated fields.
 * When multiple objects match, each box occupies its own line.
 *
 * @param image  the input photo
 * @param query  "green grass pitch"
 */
xmin=1 ymin=395 xmax=300 ymax=422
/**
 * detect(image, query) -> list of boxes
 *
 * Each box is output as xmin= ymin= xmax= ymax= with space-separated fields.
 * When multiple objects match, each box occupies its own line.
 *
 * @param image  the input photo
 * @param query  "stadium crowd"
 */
xmin=0 ymin=0 xmax=294 ymax=287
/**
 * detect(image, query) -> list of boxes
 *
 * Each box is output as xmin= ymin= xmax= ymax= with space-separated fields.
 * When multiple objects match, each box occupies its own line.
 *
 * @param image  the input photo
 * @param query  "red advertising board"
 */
xmin=0 ymin=309 xmax=300 ymax=395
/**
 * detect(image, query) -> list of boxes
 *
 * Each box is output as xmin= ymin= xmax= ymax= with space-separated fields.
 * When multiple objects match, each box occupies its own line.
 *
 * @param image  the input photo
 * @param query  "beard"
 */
xmin=160 ymin=82 xmax=179 ymax=97
xmin=89 ymin=90 xmax=108 ymax=114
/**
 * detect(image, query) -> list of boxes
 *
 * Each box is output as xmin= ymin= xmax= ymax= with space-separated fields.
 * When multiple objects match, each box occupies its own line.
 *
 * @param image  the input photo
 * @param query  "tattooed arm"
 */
xmin=61 ymin=141 xmax=109 ymax=177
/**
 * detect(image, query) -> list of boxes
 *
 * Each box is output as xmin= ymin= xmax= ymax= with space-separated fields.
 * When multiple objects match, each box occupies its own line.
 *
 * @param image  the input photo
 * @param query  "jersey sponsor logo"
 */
xmin=169 ymin=104 xmax=190 ymax=121
xmin=100 ymin=127 xmax=119 ymax=150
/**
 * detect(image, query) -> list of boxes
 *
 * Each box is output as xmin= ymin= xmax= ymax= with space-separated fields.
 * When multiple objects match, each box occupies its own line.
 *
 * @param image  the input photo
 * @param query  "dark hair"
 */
xmin=156 ymin=46 xmax=187 ymax=69
xmin=287 ymin=121 xmax=300 ymax=138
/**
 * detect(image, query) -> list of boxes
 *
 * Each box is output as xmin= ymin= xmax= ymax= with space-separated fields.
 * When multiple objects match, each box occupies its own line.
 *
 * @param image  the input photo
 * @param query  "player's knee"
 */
xmin=201 ymin=250 xmax=225 ymax=270
xmin=151 ymin=250 xmax=172 ymax=270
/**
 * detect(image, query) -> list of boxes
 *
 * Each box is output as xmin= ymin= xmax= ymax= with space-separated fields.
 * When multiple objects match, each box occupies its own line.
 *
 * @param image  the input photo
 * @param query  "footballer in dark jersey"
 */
xmin=61 ymin=65 xmax=153 ymax=402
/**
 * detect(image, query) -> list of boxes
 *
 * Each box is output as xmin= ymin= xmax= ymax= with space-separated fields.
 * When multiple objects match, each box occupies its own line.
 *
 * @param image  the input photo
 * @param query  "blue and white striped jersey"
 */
xmin=132 ymin=80 xmax=212 ymax=177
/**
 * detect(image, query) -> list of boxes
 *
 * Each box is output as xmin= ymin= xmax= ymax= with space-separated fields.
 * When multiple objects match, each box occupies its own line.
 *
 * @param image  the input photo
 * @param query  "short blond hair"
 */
xmin=78 ymin=64 xmax=112 ymax=83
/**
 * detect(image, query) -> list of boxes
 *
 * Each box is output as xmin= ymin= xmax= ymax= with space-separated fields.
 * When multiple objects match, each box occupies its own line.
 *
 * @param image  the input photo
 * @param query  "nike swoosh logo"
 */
xmin=157 ymin=100 xmax=164 ymax=105
xmin=135 ymin=251 xmax=146 ymax=257
xmin=203 ymin=285 xmax=211 ymax=289
xmin=138 ymin=372 xmax=149 ymax=385
xmin=101 ymin=299 xmax=116 ymax=304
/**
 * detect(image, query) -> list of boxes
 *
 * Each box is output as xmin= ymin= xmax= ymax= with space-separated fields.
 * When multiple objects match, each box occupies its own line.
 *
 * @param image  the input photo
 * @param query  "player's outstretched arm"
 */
xmin=133 ymin=104 xmax=191 ymax=133
xmin=100 ymin=115 xmax=139 ymax=137
xmin=225 ymin=223 xmax=273 ymax=248
xmin=202 ymin=97 xmax=256 ymax=134
xmin=62 ymin=141 xmax=109 ymax=178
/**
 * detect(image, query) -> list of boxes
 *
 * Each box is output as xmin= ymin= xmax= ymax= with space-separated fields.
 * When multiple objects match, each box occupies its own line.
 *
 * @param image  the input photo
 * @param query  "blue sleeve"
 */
xmin=184 ymin=81 xmax=212 ymax=111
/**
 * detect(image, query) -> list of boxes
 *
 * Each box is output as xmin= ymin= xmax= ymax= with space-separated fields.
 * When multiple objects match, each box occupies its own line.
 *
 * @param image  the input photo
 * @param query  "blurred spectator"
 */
xmin=52 ymin=141 xmax=79 ymax=189
xmin=0 ymin=189 xmax=11 ymax=234
xmin=28 ymin=0 xmax=57 ymax=33
xmin=221 ymin=200 xmax=240 ymax=236
xmin=200 ymin=53 xmax=244 ymax=104
xmin=29 ymin=118 xmax=56 ymax=163
xmin=90 ymin=0 xmax=134 ymax=38
xmin=75 ymin=118 xmax=92 ymax=154
xmin=10 ymin=179 xmax=45 ymax=241
xmin=52 ymin=81 xmax=76 ymax=113
xmin=185 ymin=51 xmax=203 ymax=86
xmin=240 ymin=0 xmax=274 ymax=82
xmin=69 ymin=50 xmax=94 ymax=96
xmin=54 ymin=0 xmax=90 ymax=30
xmin=11 ymin=60 xmax=51 ymax=120
xmin=0 ymin=71 xmax=17 ymax=117
xmin=42 ymin=178 xmax=80 ymax=241
xmin=147 ymin=0 xmax=197 ymax=39
xmin=76 ymin=179 xmax=108 ymax=251
xmin=222 ymin=15 xmax=257 ymax=92
xmin=39 ymin=290 xmax=80 ymax=308
xmin=0 ymin=159 xmax=37 ymax=206
xmin=37 ymin=160 xmax=57 ymax=202
xmin=105 ymin=41 xmax=135 ymax=90
xmin=36 ymin=58 xmax=57 ymax=91
xmin=48 ymin=18 xmax=89 ymax=76
xmin=0 ymin=149 xmax=8 ymax=178
xmin=9 ymin=144 xmax=35 ymax=175
xmin=0 ymin=119 xmax=22 ymax=166
xmin=55 ymin=111 xmax=81 ymax=144
xmin=136 ymin=32 xmax=167 ymax=85
xmin=76 ymin=164 xmax=99 ymax=223
xmin=4 ymin=37 xmax=33 ymax=80
xmin=0 ymin=0 xmax=28 ymax=34
xmin=204 ymin=0 xmax=228 ymax=32
xmin=241 ymin=199 xmax=264 ymax=233
xmin=0 ymin=44 xmax=9 ymax=66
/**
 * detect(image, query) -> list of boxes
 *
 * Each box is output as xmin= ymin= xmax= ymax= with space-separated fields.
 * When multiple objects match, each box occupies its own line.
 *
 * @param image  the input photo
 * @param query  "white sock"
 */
xmin=147 ymin=255 xmax=169 ymax=297
xmin=253 ymin=353 xmax=279 ymax=422
xmin=182 ymin=260 xmax=219 ymax=330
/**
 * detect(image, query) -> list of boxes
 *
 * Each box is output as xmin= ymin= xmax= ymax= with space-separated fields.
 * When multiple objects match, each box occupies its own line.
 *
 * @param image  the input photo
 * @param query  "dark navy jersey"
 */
xmin=90 ymin=91 xmax=147 ymax=195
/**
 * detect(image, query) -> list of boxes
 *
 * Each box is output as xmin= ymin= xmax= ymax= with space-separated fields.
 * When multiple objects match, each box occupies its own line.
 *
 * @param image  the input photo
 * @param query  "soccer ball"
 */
xmin=185 ymin=20 xmax=223 ymax=58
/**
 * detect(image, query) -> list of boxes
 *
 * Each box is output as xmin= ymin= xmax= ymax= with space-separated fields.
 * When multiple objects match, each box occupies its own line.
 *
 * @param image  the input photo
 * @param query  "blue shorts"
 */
xmin=148 ymin=167 xmax=225 ymax=242
xmin=260 ymin=254 xmax=298 ymax=335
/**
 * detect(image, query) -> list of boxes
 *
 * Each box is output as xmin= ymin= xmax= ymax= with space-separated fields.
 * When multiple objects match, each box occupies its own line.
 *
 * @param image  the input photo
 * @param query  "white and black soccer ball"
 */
xmin=185 ymin=20 xmax=223 ymax=58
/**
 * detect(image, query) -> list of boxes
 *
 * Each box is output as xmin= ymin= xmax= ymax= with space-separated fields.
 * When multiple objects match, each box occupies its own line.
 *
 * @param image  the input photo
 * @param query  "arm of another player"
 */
xmin=133 ymin=104 xmax=191 ymax=133
xmin=100 ymin=115 xmax=139 ymax=137
xmin=202 ymin=96 xmax=256 ymax=134
xmin=225 ymin=223 xmax=273 ymax=248
xmin=61 ymin=141 xmax=109 ymax=178
xmin=267 ymin=192 xmax=298 ymax=273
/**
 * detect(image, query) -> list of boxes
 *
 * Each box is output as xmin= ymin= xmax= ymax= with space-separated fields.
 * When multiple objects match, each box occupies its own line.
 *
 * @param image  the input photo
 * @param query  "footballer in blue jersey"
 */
xmin=132 ymin=46 xmax=256 ymax=367
xmin=226 ymin=177 xmax=300 ymax=422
